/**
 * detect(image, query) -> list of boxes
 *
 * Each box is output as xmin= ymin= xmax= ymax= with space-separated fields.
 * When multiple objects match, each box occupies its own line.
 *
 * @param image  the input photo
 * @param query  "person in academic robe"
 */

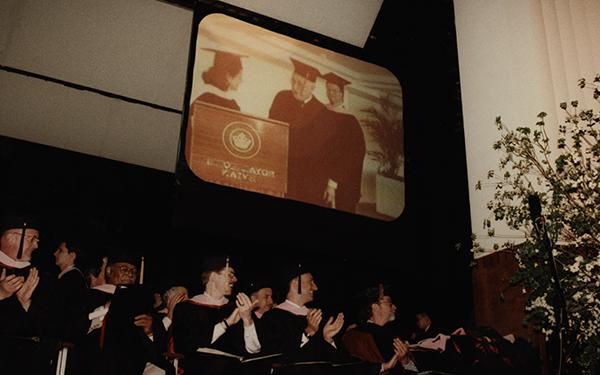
xmin=342 ymin=285 xmax=415 ymax=374
xmin=53 ymin=239 xmax=89 ymax=343
xmin=185 ymin=47 xmax=246 ymax=164
xmin=156 ymin=285 xmax=188 ymax=331
xmin=411 ymin=312 xmax=440 ymax=344
xmin=241 ymin=273 xmax=275 ymax=321
xmin=268 ymin=58 xmax=337 ymax=208
xmin=0 ymin=213 xmax=58 ymax=375
xmin=171 ymin=254 xmax=261 ymax=375
xmin=321 ymin=72 xmax=366 ymax=214
xmin=193 ymin=48 xmax=246 ymax=111
xmin=259 ymin=262 xmax=345 ymax=375
xmin=82 ymin=250 xmax=173 ymax=375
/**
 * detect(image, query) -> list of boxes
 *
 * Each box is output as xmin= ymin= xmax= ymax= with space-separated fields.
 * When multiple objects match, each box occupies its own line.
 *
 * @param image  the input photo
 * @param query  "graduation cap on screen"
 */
xmin=1 ymin=212 xmax=41 ymax=260
xmin=290 ymin=57 xmax=321 ymax=82
xmin=322 ymin=72 xmax=351 ymax=88
xmin=201 ymin=47 xmax=246 ymax=71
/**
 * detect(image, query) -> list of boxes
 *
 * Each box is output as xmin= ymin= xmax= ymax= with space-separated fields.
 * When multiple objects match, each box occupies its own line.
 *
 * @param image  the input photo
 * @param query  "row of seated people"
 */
xmin=0 ymin=214 xmax=540 ymax=375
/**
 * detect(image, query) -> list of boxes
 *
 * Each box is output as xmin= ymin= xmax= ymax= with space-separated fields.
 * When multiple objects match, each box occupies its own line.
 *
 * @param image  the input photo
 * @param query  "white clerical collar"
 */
xmin=189 ymin=292 xmax=228 ymax=307
xmin=58 ymin=265 xmax=78 ymax=279
xmin=92 ymin=283 xmax=117 ymax=295
xmin=197 ymin=84 xmax=235 ymax=101
xmin=0 ymin=250 xmax=30 ymax=269
xmin=276 ymin=299 xmax=309 ymax=316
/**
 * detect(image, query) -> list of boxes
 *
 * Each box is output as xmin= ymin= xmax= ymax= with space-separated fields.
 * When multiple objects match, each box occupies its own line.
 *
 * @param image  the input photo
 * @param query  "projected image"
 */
xmin=184 ymin=13 xmax=404 ymax=220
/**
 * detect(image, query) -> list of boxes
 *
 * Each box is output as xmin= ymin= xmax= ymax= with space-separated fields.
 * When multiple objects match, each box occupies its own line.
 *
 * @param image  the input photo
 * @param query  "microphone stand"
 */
xmin=532 ymin=215 xmax=567 ymax=375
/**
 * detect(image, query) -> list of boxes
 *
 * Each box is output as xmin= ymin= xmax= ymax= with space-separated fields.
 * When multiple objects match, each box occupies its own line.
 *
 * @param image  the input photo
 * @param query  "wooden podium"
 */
xmin=186 ymin=101 xmax=289 ymax=197
xmin=472 ymin=250 xmax=549 ymax=374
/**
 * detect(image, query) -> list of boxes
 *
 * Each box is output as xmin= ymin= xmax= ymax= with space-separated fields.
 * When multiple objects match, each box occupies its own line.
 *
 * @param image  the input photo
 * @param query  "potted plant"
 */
xmin=477 ymin=75 xmax=600 ymax=374
xmin=361 ymin=94 xmax=404 ymax=218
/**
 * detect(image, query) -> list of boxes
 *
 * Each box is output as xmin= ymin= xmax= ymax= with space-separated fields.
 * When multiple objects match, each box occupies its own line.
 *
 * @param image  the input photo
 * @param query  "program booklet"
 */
xmin=195 ymin=347 xmax=282 ymax=363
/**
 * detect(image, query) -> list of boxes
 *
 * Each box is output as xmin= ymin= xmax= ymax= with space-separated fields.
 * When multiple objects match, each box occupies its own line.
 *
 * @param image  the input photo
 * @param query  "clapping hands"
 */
xmin=0 ymin=268 xmax=24 ymax=300
xmin=235 ymin=292 xmax=255 ymax=326
xmin=323 ymin=312 xmax=344 ymax=344
xmin=16 ymin=268 xmax=39 ymax=311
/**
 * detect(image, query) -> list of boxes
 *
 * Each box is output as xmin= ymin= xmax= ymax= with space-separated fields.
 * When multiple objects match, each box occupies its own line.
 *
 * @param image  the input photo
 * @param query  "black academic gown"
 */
xmin=0 ymin=263 xmax=59 ymax=375
xmin=269 ymin=91 xmax=334 ymax=207
xmin=195 ymin=92 xmax=240 ymax=111
xmin=326 ymin=109 xmax=366 ymax=213
xmin=78 ymin=286 xmax=173 ymax=375
xmin=54 ymin=268 xmax=88 ymax=343
xmin=172 ymin=300 xmax=250 ymax=375
xmin=358 ymin=322 xmax=456 ymax=374
xmin=101 ymin=285 xmax=173 ymax=375
xmin=355 ymin=322 xmax=399 ymax=363
xmin=260 ymin=308 xmax=339 ymax=375
xmin=76 ymin=287 xmax=113 ymax=375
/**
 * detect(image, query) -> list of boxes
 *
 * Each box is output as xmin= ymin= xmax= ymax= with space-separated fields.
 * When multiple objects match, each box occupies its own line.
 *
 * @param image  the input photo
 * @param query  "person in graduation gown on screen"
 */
xmin=171 ymin=254 xmax=261 ymax=375
xmin=268 ymin=58 xmax=337 ymax=208
xmin=185 ymin=47 xmax=247 ymax=165
xmin=0 ymin=213 xmax=59 ymax=375
xmin=321 ymin=72 xmax=366 ymax=214
xmin=259 ymin=261 xmax=345 ymax=374
xmin=193 ymin=47 xmax=246 ymax=111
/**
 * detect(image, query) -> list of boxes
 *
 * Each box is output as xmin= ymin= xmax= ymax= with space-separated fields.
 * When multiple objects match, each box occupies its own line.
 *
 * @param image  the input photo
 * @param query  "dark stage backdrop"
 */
xmin=0 ymin=0 xmax=473 ymax=334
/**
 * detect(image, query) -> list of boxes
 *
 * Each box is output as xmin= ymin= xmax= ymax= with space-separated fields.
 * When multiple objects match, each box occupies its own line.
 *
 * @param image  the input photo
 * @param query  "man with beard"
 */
xmin=342 ymin=285 xmax=413 ymax=374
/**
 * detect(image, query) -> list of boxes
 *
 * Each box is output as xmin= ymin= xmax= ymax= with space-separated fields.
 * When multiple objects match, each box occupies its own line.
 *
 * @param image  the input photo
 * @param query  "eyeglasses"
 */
xmin=115 ymin=265 xmax=137 ymax=275
xmin=6 ymin=231 xmax=40 ymax=243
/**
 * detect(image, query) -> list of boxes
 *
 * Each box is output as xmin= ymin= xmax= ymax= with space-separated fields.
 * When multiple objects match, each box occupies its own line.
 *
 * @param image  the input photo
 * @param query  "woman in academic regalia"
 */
xmin=185 ymin=48 xmax=246 ymax=164
xmin=194 ymin=48 xmax=245 ymax=111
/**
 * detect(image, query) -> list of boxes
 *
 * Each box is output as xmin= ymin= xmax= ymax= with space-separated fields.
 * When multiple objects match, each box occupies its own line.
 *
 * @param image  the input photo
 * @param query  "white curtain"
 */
xmin=455 ymin=0 xmax=600 ymax=257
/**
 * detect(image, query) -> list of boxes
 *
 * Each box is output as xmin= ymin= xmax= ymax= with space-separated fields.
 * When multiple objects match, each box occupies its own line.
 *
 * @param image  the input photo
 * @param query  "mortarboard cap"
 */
xmin=322 ymin=72 xmax=351 ymax=88
xmin=201 ymin=253 xmax=241 ymax=274
xmin=278 ymin=259 xmax=315 ymax=295
xmin=1 ymin=211 xmax=41 ymax=260
xmin=202 ymin=47 xmax=246 ymax=71
xmin=107 ymin=249 xmax=140 ymax=267
xmin=242 ymin=272 xmax=272 ymax=296
xmin=0 ymin=212 xmax=41 ymax=234
xmin=290 ymin=57 xmax=321 ymax=82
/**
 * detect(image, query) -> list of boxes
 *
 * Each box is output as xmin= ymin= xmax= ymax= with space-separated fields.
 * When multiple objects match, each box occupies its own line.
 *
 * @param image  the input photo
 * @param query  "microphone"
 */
xmin=528 ymin=194 xmax=542 ymax=223
xmin=528 ymin=193 xmax=566 ymax=375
